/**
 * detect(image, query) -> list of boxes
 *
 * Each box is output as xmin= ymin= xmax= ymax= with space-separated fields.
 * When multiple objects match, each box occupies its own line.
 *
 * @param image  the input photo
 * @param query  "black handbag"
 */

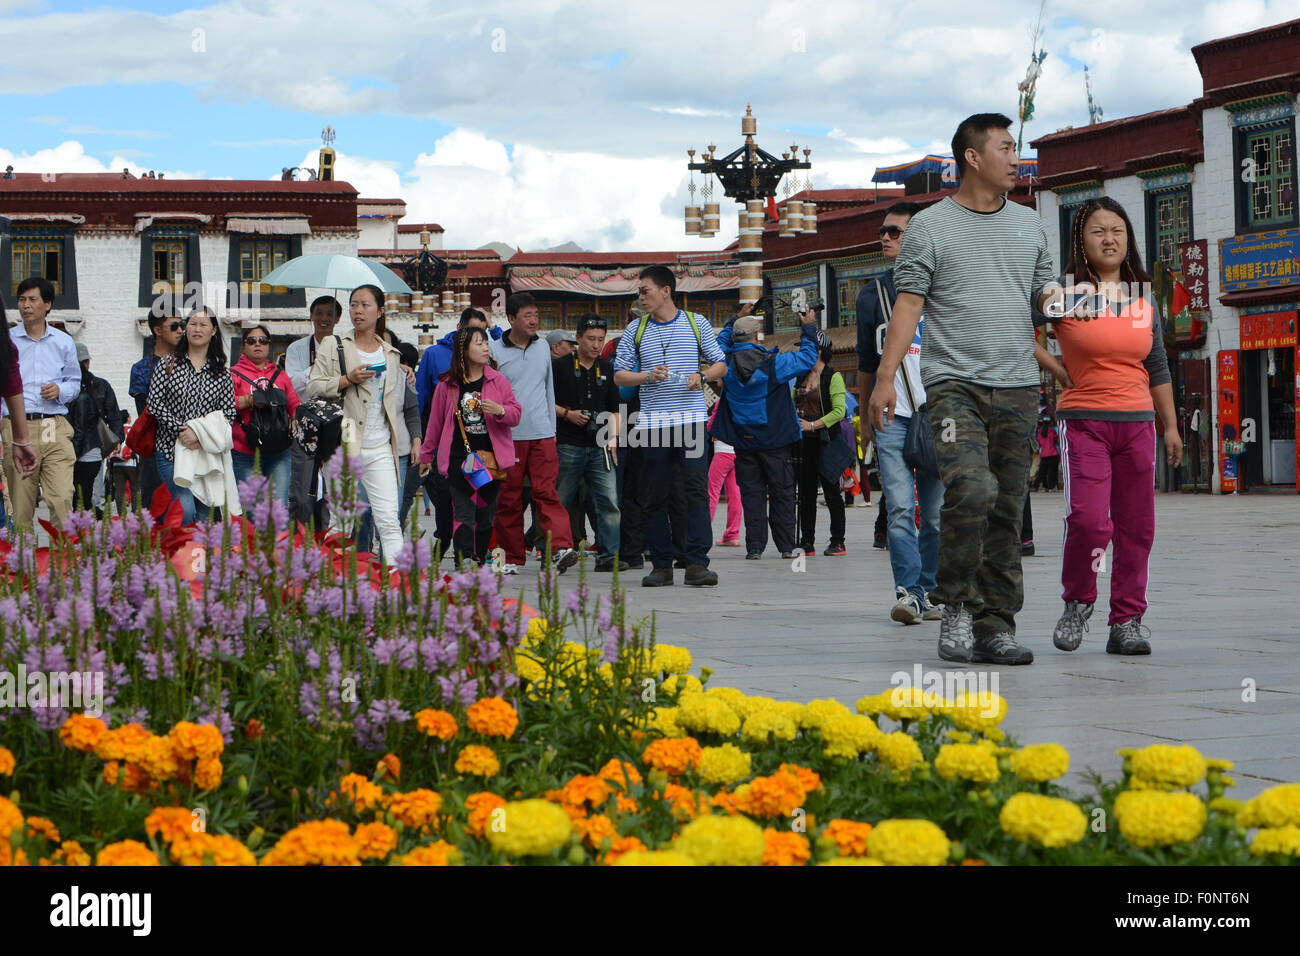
xmin=87 ymin=379 xmax=123 ymax=457
xmin=293 ymin=337 xmax=348 ymax=462
xmin=876 ymin=279 xmax=940 ymax=481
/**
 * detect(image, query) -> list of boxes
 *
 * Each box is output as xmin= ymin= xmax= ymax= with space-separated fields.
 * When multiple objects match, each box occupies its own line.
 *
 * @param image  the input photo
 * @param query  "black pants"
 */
xmin=449 ymin=464 xmax=500 ymax=566
xmin=432 ymin=471 xmax=452 ymax=559
xmin=139 ymin=454 xmax=161 ymax=513
xmin=876 ymin=495 xmax=887 ymax=536
xmin=288 ymin=442 xmax=329 ymax=529
xmin=735 ymin=447 xmax=797 ymax=554
xmin=798 ymin=435 xmax=846 ymax=547
xmin=109 ymin=459 xmax=139 ymax=515
xmin=1039 ymin=455 xmax=1059 ymax=491
xmin=73 ymin=460 xmax=102 ymax=517
xmin=621 ymin=444 xmax=687 ymax=564
xmin=1022 ymin=491 xmax=1033 ymax=543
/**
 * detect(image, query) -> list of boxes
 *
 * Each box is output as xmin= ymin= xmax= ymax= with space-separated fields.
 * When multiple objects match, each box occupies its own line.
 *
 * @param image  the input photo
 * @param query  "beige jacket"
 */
xmin=306 ymin=331 xmax=403 ymax=479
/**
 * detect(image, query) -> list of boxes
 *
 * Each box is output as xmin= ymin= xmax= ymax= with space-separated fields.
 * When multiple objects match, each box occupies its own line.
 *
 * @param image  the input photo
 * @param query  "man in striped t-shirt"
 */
xmin=614 ymin=266 xmax=727 ymax=587
xmin=868 ymin=112 xmax=1062 ymax=667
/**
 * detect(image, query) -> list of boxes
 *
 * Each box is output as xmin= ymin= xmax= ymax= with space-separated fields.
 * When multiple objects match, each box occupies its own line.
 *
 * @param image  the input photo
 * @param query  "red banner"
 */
xmin=1178 ymin=240 xmax=1211 ymax=312
xmin=1218 ymin=350 xmax=1240 ymax=493
xmin=1240 ymin=311 xmax=1298 ymax=350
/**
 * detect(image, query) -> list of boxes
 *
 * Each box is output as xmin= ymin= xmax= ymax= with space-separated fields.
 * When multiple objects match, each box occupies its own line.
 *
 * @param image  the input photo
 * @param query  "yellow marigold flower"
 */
xmin=1206 ymin=758 xmax=1235 ymax=771
xmin=820 ymin=857 xmax=885 ymax=865
xmin=820 ymin=713 xmax=884 ymax=759
xmin=1130 ymin=744 xmax=1206 ymax=790
xmin=1237 ymin=783 xmax=1300 ymax=829
xmin=515 ymin=652 xmax=546 ymax=684
xmin=260 ymin=820 xmax=360 ymax=866
xmin=97 ymin=840 xmax=160 ymax=866
xmin=675 ymin=814 xmax=766 ymax=866
xmin=25 ymin=816 xmax=60 ymax=843
xmin=375 ymin=753 xmax=401 ymax=782
xmin=611 ymin=849 xmax=696 ymax=866
xmin=335 ymin=773 xmax=384 ymax=814
xmin=194 ymin=757 xmax=223 ymax=791
xmin=935 ymin=743 xmax=1000 ymax=784
xmin=860 ymin=686 xmax=944 ymax=723
xmin=1249 ymin=825 xmax=1300 ymax=858
xmin=642 ymin=737 xmax=703 ymax=776
xmin=698 ymin=744 xmax=752 ymax=786
xmin=762 ymin=828 xmax=811 ymax=866
xmin=386 ymin=789 xmax=444 ymax=831
xmin=867 ymin=819 xmax=951 ymax=866
xmin=596 ymin=758 xmax=642 ymax=789
xmin=651 ymin=643 xmax=693 ymax=675
xmin=945 ymin=691 xmax=1008 ymax=731
xmin=734 ymin=771 xmax=806 ymax=819
xmin=1009 ymin=743 xmax=1070 ymax=783
xmin=59 ymin=714 xmax=108 ymax=753
xmin=661 ymin=783 xmax=710 ymax=821
xmin=399 ymin=840 xmax=463 ymax=866
xmin=523 ymin=615 xmax=552 ymax=647
xmin=134 ymin=735 xmax=179 ymax=783
xmin=1113 ymin=790 xmax=1207 ymax=848
xmin=661 ymin=674 xmax=704 ymax=698
xmin=602 ymin=835 xmax=648 ymax=864
xmin=465 ymin=792 xmax=507 ymax=838
xmin=741 ymin=709 xmax=799 ymax=744
xmin=645 ymin=706 xmax=686 ymax=739
xmin=145 ymin=806 xmax=198 ymax=844
xmin=777 ymin=764 xmax=822 ymax=794
xmin=466 ymin=697 xmax=519 ymax=739
xmin=354 ymin=822 xmax=398 ymax=860
xmin=574 ymin=814 xmax=618 ymax=850
xmin=94 ymin=722 xmax=152 ymax=762
xmin=486 ymin=799 xmax=572 ymax=857
xmin=414 ymin=708 xmax=458 ymax=741
xmin=946 ymin=730 xmax=973 ymax=744
xmin=676 ymin=694 xmax=741 ymax=737
xmin=797 ymin=698 xmax=853 ymax=731
xmin=1208 ymin=797 xmax=1244 ymax=816
xmin=168 ymin=721 xmax=224 ymax=761
xmin=875 ymin=732 xmax=925 ymax=774
xmin=169 ymin=833 xmax=256 ymax=866
xmin=823 ymin=819 xmax=872 ymax=857
xmin=455 ymin=745 xmax=500 ymax=777
xmin=999 ymin=793 xmax=1088 ymax=848
xmin=50 ymin=840 xmax=91 ymax=867
xmin=0 ymin=746 xmax=14 ymax=775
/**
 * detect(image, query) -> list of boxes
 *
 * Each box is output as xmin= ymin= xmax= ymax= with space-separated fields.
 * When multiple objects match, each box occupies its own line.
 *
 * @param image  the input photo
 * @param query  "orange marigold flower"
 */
xmin=961 ymin=858 xmax=988 ymax=866
xmin=763 ymin=828 xmax=812 ymax=866
xmin=777 ymin=763 xmax=822 ymax=794
xmin=661 ymin=783 xmax=709 ymax=821
xmin=386 ymin=789 xmax=443 ymax=832
xmin=50 ymin=840 xmax=91 ymax=866
xmin=145 ymin=807 xmax=197 ymax=844
xmin=260 ymin=820 xmax=360 ymax=866
xmin=136 ymin=736 xmax=180 ymax=783
xmin=574 ymin=814 xmax=618 ymax=850
xmin=414 ymin=708 xmax=458 ymax=741
xmin=102 ymin=761 xmax=121 ymax=788
xmin=734 ymin=771 xmax=807 ymax=819
xmin=354 ymin=822 xmax=399 ymax=860
xmin=168 ymin=721 xmax=224 ymax=762
xmin=97 ymin=840 xmax=160 ymax=866
xmin=194 ymin=758 xmax=223 ymax=791
xmin=641 ymin=737 xmax=703 ymax=776
xmin=244 ymin=718 xmax=264 ymax=741
xmin=94 ymin=722 xmax=153 ymax=762
xmin=615 ymin=793 xmax=639 ymax=814
xmin=597 ymin=758 xmax=643 ymax=790
xmin=823 ymin=819 xmax=872 ymax=858
xmin=711 ymin=789 xmax=743 ymax=815
xmin=602 ymin=835 xmax=648 ymax=864
xmin=465 ymin=792 xmax=507 ymax=838
xmin=398 ymin=840 xmax=462 ymax=866
xmin=119 ymin=763 xmax=152 ymax=794
xmin=169 ymin=833 xmax=256 ymax=867
xmin=455 ymin=745 xmax=500 ymax=777
xmin=466 ymin=697 xmax=519 ymax=738
xmin=25 ymin=816 xmax=60 ymax=843
xmin=335 ymin=773 xmax=385 ymax=814
xmin=376 ymin=753 xmax=401 ymax=782
xmin=0 ymin=796 xmax=23 ymax=840
xmin=0 ymin=746 xmax=14 ymax=775
xmin=59 ymin=714 xmax=108 ymax=753
xmin=562 ymin=775 xmax=611 ymax=809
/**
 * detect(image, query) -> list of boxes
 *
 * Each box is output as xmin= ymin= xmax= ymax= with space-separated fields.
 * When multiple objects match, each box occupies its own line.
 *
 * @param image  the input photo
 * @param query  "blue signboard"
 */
xmin=1218 ymin=228 xmax=1300 ymax=293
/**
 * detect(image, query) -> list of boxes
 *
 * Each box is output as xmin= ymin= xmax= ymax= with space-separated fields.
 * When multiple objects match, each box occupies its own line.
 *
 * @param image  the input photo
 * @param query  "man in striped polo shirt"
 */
xmin=868 ymin=112 xmax=1061 ymax=667
xmin=614 ymin=266 xmax=727 ymax=587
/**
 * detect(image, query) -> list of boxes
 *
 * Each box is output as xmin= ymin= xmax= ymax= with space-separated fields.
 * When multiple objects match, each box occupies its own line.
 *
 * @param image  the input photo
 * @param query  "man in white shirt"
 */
xmin=284 ymin=295 xmax=340 ymax=525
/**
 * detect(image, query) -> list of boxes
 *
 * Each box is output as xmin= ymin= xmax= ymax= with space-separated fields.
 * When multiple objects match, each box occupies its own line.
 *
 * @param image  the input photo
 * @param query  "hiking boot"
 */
xmin=1021 ymin=539 xmax=1035 ymax=556
xmin=873 ymin=531 xmax=887 ymax=550
xmin=684 ymin=565 xmax=718 ymax=587
xmin=746 ymin=551 xmax=763 ymax=560
xmin=890 ymin=587 xmax=924 ymax=625
xmin=1052 ymin=600 xmax=1093 ymax=652
xmin=938 ymin=603 xmax=974 ymax=662
xmin=921 ymin=594 xmax=942 ymax=622
xmin=973 ymin=630 xmax=1034 ymax=665
xmin=552 ymin=548 xmax=580 ymax=574
xmin=641 ymin=567 xmax=673 ymax=587
xmin=824 ymin=541 xmax=846 ymax=556
xmin=1106 ymin=617 xmax=1152 ymax=655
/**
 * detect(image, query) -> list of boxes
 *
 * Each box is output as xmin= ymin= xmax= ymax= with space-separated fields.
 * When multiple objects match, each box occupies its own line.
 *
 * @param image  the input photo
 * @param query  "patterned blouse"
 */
xmin=146 ymin=354 xmax=236 ymax=461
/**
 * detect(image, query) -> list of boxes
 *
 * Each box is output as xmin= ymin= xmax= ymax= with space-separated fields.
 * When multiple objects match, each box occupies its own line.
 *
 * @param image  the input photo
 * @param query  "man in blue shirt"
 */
xmin=129 ymin=309 xmax=185 ymax=511
xmin=2 ymin=277 xmax=81 ymax=529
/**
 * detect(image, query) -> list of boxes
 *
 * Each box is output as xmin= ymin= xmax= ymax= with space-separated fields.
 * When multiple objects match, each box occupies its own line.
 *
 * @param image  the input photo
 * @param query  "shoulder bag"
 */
xmin=455 ymin=393 xmax=506 ymax=482
xmin=876 ymin=279 xmax=940 ymax=481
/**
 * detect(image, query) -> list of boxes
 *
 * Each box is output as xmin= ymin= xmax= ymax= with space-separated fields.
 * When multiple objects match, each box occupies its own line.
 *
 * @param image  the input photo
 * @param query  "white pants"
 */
xmin=360 ymin=443 xmax=404 ymax=564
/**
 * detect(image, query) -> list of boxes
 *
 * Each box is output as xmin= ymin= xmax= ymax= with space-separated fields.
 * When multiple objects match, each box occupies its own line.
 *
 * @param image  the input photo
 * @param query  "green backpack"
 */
xmin=618 ymin=311 xmax=706 ymax=401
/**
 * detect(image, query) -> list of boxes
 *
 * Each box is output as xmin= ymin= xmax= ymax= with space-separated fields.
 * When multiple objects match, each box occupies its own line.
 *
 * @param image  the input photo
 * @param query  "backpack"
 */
xmin=292 ymin=338 xmax=349 ymax=462
xmin=617 ymin=311 xmax=706 ymax=402
xmin=233 ymin=367 xmax=292 ymax=454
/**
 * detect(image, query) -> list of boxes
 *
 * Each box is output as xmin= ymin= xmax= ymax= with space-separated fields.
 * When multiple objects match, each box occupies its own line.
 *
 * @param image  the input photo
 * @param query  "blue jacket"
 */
xmin=416 ymin=325 xmax=504 ymax=417
xmin=711 ymin=321 xmax=819 ymax=451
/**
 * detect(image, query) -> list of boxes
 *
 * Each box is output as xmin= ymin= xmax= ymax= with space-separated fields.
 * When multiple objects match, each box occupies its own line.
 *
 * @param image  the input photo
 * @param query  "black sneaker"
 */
xmin=824 ymin=541 xmax=846 ymax=556
xmin=1106 ymin=618 xmax=1152 ymax=655
xmin=1021 ymin=540 xmax=1035 ymax=556
xmin=799 ymin=543 xmax=815 ymax=556
xmin=641 ymin=567 xmax=673 ymax=587
xmin=552 ymin=548 xmax=580 ymax=573
xmin=594 ymin=559 xmax=630 ymax=572
xmin=873 ymin=531 xmax=887 ymax=550
xmin=972 ymin=631 xmax=1034 ymax=665
xmin=623 ymin=556 xmax=645 ymax=570
xmin=684 ymin=565 xmax=718 ymax=587
xmin=745 ymin=551 xmax=763 ymax=560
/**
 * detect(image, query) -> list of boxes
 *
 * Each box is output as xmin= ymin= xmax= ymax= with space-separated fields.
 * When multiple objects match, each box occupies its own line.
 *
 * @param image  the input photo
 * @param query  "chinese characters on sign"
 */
xmin=1239 ymin=311 xmax=1298 ymax=350
xmin=1217 ymin=350 xmax=1240 ymax=492
xmin=1218 ymin=228 xmax=1300 ymax=292
xmin=1178 ymin=240 xmax=1211 ymax=312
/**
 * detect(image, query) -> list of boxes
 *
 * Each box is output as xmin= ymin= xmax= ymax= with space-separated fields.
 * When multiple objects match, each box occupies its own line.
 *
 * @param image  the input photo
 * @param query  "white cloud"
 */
xmin=294 ymin=148 xmax=400 ymax=197
xmin=0 ymin=140 xmax=202 ymax=180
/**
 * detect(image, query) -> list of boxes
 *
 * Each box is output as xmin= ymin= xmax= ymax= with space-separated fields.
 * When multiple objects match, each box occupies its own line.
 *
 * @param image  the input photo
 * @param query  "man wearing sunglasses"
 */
xmin=129 ymin=310 xmax=186 ymax=509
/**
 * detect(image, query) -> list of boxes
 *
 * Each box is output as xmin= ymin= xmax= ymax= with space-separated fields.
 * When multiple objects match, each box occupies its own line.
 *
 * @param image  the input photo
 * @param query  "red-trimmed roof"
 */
xmin=357 ymin=197 xmax=406 ymax=205
xmin=0 ymin=173 xmax=359 ymax=195
xmin=507 ymin=251 xmax=731 ymax=266
xmin=1030 ymin=107 xmax=1194 ymax=148
xmin=397 ymin=222 xmax=445 ymax=232
xmin=359 ymin=248 xmax=502 ymax=259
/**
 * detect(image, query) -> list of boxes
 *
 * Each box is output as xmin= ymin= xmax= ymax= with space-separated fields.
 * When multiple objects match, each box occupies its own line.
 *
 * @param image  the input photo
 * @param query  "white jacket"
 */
xmin=173 ymin=410 xmax=243 ymax=516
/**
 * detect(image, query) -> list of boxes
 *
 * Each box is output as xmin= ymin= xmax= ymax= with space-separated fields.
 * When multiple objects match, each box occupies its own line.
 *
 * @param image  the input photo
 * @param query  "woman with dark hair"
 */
xmin=231 ymin=322 xmax=301 ymax=502
xmin=419 ymin=326 xmax=521 ymax=567
xmin=793 ymin=331 xmax=850 ymax=556
xmin=307 ymin=283 xmax=406 ymax=562
xmin=1047 ymin=197 xmax=1182 ymax=656
xmin=146 ymin=307 xmax=236 ymax=524
xmin=0 ymin=300 xmax=39 ymax=526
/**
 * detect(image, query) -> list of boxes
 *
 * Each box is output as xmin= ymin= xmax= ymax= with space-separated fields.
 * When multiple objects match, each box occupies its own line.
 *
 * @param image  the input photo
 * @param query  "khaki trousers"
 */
xmin=2 ymin=415 xmax=76 ymax=530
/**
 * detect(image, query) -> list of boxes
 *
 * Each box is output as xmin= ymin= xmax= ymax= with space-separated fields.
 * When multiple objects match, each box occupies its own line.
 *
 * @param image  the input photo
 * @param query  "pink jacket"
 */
xmin=230 ymin=356 xmax=301 ymax=455
xmin=421 ymin=366 xmax=522 ymax=477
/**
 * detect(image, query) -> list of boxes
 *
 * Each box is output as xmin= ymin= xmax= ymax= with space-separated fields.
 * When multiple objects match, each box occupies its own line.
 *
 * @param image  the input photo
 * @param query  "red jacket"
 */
xmin=230 ymin=356 xmax=301 ymax=455
xmin=421 ymin=366 xmax=522 ymax=477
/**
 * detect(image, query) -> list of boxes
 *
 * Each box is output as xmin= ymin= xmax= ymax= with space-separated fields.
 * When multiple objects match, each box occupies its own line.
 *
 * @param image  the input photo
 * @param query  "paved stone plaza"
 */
xmin=612 ymin=490 xmax=1300 ymax=799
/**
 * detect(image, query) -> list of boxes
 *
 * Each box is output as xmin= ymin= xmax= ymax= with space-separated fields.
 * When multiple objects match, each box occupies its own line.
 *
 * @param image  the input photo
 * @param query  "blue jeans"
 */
xmin=874 ymin=416 xmax=942 ymax=602
xmin=231 ymin=448 xmax=291 ymax=506
xmin=556 ymin=443 xmax=620 ymax=563
xmin=154 ymin=454 xmax=197 ymax=525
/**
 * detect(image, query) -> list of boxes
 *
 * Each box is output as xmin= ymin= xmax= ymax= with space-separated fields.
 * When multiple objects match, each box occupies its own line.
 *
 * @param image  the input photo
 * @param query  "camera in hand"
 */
xmin=800 ymin=297 xmax=825 ymax=315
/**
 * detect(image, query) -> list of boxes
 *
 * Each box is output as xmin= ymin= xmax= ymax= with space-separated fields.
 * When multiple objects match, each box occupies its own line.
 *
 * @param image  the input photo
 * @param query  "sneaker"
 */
xmin=500 ymin=564 xmax=522 ymax=576
xmin=938 ymin=603 xmax=974 ymax=663
xmin=684 ymin=564 xmax=718 ymax=587
xmin=780 ymin=550 xmax=797 ymax=559
xmin=641 ymin=567 xmax=673 ymax=587
xmin=1052 ymin=601 xmax=1094 ymax=652
xmin=746 ymin=551 xmax=763 ymax=560
xmin=873 ymin=531 xmax=887 ymax=550
xmin=552 ymin=548 xmax=580 ymax=574
xmin=891 ymin=587 xmax=924 ymax=625
xmin=719 ymin=538 xmax=741 ymax=547
xmin=824 ymin=541 xmax=846 ymax=556
xmin=593 ymin=559 xmax=630 ymax=572
xmin=973 ymin=630 xmax=1035 ymax=665
xmin=921 ymin=594 xmax=942 ymax=622
xmin=623 ymin=556 xmax=645 ymax=570
xmin=1021 ymin=540 xmax=1035 ymax=556
xmin=855 ymin=499 xmax=872 ymax=508
xmin=1106 ymin=617 xmax=1152 ymax=655
xmin=799 ymin=542 xmax=815 ymax=556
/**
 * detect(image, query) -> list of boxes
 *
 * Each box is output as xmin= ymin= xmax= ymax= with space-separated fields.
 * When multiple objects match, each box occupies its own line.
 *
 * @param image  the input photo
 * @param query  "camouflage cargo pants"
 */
xmin=926 ymin=381 xmax=1036 ymax=638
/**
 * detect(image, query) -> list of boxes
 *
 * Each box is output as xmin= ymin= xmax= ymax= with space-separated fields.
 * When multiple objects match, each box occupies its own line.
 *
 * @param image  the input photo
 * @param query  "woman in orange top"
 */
xmin=1046 ymin=197 xmax=1183 ymax=656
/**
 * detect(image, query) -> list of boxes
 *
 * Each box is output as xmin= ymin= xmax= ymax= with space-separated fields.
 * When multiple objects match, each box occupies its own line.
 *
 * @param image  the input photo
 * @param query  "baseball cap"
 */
xmin=75 ymin=342 xmax=90 ymax=363
xmin=732 ymin=316 xmax=762 ymax=343
xmin=546 ymin=329 xmax=577 ymax=346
